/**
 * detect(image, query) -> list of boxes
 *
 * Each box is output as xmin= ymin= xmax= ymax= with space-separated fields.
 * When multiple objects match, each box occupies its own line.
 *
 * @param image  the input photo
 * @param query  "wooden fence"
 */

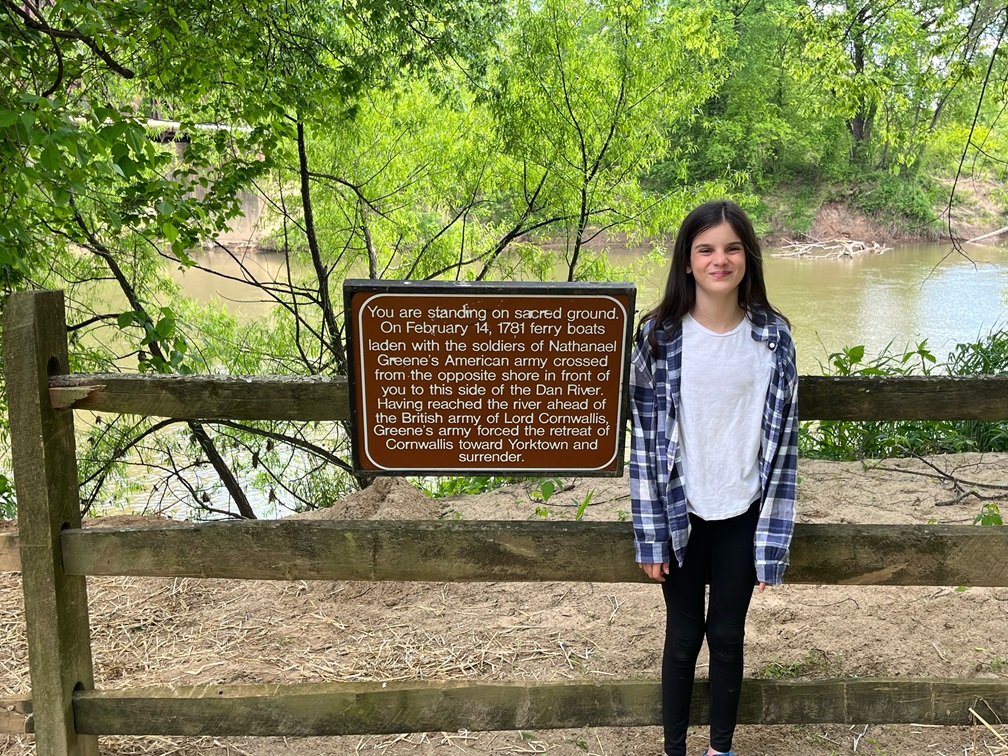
xmin=1 ymin=289 xmax=1007 ymax=754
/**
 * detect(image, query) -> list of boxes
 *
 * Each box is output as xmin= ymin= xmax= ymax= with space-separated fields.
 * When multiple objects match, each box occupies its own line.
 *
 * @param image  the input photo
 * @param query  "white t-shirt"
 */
xmin=678 ymin=313 xmax=774 ymax=520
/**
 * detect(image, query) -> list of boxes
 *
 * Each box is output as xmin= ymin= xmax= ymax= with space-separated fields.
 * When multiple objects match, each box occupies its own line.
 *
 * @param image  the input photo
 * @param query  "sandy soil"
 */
xmin=2 ymin=453 xmax=1007 ymax=756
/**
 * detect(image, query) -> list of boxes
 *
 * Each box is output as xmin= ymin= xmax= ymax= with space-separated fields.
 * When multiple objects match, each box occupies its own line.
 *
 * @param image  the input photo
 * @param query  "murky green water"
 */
xmin=764 ymin=243 xmax=1008 ymax=372
xmin=178 ymin=242 xmax=1008 ymax=374
xmin=73 ymin=239 xmax=1007 ymax=517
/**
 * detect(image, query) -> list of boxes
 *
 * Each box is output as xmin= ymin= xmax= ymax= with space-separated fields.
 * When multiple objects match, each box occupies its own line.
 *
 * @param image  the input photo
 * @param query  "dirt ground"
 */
xmin=2 ymin=453 xmax=1007 ymax=756
xmin=759 ymin=174 xmax=1008 ymax=247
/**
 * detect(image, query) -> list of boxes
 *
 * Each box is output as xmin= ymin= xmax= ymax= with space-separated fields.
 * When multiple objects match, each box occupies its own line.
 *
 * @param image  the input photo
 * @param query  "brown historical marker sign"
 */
xmin=345 ymin=281 xmax=636 ymax=475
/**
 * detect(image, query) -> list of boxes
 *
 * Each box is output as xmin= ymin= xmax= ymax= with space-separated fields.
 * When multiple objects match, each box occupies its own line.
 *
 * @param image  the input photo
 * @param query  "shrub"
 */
xmin=801 ymin=331 xmax=1008 ymax=460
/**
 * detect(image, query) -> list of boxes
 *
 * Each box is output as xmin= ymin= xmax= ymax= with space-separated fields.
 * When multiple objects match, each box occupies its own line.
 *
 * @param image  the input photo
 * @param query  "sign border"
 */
xmin=343 ymin=280 xmax=636 ymax=477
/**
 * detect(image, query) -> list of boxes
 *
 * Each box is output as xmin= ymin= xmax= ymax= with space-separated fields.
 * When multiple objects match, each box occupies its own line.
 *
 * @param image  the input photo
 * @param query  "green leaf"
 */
xmin=52 ymin=186 xmax=71 ymax=206
xmin=154 ymin=316 xmax=175 ymax=339
xmin=40 ymin=142 xmax=61 ymax=172
xmin=162 ymin=222 xmax=179 ymax=242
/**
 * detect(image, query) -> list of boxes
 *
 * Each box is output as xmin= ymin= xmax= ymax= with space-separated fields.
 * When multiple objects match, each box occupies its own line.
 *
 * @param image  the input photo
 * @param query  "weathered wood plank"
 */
xmin=72 ymin=678 xmax=1008 ymax=735
xmin=801 ymin=375 xmax=1008 ymax=420
xmin=0 ymin=532 xmax=19 ymax=572
xmin=737 ymin=678 xmax=1008 ymax=726
xmin=0 ymin=697 xmax=33 ymax=734
xmin=61 ymin=520 xmax=1008 ymax=587
xmin=49 ymin=374 xmax=1008 ymax=421
xmin=49 ymin=373 xmax=349 ymax=420
xmin=4 ymin=291 xmax=98 ymax=755
xmin=792 ymin=522 xmax=1008 ymax=586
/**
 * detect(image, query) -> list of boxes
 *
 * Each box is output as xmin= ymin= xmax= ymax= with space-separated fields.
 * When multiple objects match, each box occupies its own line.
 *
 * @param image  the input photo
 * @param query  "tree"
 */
xmin=0 ymin=0 xmax=506 ymax=517
xmin=791 ymin=0 xmax=1001 ymax=172
xmin=489 ymin=0 xmax=730 ymax=281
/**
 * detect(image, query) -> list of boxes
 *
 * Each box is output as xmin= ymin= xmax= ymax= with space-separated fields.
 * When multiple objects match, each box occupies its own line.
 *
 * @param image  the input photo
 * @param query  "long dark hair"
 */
xmin=642 ymin=199 xmax=789 ymax=353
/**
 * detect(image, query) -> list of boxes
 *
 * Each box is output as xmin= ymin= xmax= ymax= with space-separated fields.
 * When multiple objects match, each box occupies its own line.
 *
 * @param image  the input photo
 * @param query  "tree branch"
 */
xmin=209 ymin=418 xmax=353 ymax=474
xmin=4 ymin=0 xmax=135 ymax=79
xmin=297 ymin=119 xmax=346 ymax=371
xmin=68 ymin=198 xmax=256 ymax=518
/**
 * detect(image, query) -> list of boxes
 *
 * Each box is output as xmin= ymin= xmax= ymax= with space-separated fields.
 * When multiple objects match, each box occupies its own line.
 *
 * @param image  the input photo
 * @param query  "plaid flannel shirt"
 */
xmin=629 ymin=308 xmax=799 ymax=585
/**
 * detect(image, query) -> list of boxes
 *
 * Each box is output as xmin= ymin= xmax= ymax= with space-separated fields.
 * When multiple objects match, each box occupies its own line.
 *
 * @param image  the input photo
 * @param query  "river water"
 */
xmin=178 ymin=241 xmax=1008 ymax=374
xmin=69 ymin=239 xmax=1008 ymax=518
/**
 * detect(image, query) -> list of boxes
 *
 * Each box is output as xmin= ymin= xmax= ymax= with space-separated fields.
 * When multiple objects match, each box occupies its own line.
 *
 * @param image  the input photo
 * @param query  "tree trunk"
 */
xmin=297 ymin=119 xmax=347 ymax=373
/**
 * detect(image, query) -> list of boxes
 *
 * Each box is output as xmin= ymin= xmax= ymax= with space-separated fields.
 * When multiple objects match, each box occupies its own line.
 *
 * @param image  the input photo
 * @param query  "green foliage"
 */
xmin=759 ymin=184 xmax=830 ymax=237
xmin=0 ymin=474 xmax=16 ymax=520
xmin=852 ymin=173 xmax=937 ymax=231
xmin=491 ymin=0 xmax=727 ymax=279
xmin=525 ymin=477 xmax=596 ymax=520
xmin=117 ymin=307 xmax=191 ymax=373
xmin=660 ymin=0 xmax=853 ymax=189
xmin=0 ymin=0 xmax=511 ymax=517
xmin=646 ymin=0 xmax=1007 ymax=201
xmin=801 ymin=330 xmax=1008 ymax=461
xmin=530 ymin=476 xmax=563 ymax=505
xmin=974 ymin=502 xmax=1003 ymax=527
xmin=419 ymin=476 xmax=512 ymax=498
xmin=947 ymin=330 xmax=1008 ymax=375
xmin=755 ymin=649 xmax=834 ymax=679
xmin=789 ymin=0 xmax=992 ymax=173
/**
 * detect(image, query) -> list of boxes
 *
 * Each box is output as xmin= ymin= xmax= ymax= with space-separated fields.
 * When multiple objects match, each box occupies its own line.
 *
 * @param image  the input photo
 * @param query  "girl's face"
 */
xmin=686 ymin=221 xmax=746 ymax=305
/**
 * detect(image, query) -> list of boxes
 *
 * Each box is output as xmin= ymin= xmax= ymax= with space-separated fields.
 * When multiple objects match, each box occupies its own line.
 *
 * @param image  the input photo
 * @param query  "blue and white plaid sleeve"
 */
xmin=755 ymin=337 xmax=799 ymax=585
xmin=630 ymin=336 xmax=670 ymax=564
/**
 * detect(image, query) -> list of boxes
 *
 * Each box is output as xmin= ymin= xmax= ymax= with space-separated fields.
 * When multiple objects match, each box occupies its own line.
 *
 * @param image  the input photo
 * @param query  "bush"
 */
xmin=800 ymin=331 xmax=1008 ymax=460
xmin=851 ymin=173 xmax=937 ymax=232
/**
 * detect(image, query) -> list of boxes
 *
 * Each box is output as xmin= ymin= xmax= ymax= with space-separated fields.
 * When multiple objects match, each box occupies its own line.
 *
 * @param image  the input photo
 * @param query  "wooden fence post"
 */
xmin=4 ymin=290 xmax=98 ymax=755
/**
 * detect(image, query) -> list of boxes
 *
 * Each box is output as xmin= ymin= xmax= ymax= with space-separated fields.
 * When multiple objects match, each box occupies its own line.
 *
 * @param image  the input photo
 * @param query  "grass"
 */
xmin=755 ymin=649 xmax=836 ymax=679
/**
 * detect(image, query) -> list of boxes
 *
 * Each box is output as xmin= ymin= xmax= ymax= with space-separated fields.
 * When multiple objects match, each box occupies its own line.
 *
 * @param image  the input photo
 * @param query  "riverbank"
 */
xmin=761 ymin=177 xmax=1008 ymax=246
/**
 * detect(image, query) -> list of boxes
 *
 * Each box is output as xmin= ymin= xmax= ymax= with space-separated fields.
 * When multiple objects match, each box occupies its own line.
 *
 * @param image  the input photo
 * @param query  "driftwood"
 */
xmin=965 ymin=225 xmax=1008 ymax=244
xmin=772 ymin=239 xmax=891 ymax=259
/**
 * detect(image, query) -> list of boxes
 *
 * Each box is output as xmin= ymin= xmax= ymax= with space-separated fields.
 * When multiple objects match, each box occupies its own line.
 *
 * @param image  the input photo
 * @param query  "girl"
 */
xmin=630 ymin=200 xmax=798 ymax=756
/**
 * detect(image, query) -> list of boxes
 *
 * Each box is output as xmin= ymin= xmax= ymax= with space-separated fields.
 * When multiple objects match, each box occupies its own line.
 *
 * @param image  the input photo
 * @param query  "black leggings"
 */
xmin=660 ymin=500 xmax=760 ymax=756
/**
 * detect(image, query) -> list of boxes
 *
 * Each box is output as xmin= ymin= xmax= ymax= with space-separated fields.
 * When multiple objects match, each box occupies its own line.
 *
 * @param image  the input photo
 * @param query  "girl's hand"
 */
xmin=758 ymin=581 xmax=767 ymax=593
xmin=639 ymin=561 xmax=669 ymax=582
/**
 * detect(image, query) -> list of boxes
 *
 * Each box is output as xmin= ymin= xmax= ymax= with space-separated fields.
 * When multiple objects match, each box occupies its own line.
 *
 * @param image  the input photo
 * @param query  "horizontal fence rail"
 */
xmin=70 ymin=678 xmax=1008 ymax=736
xmin=0 ymin=697 xmax=32 ymax=734
xmin=55 ymin=520 xmax=1008 ymax=587
xmin=49 ymin=373 xmax=1008 ymax=421
xmin=0 ymin=533 xmax=18 ymax=572
xmin=49 ymin=374 xmax=350 ymax=421
xmin=798 ymin=375 xmax=1008 ymax=420
xmin=6 ymin=519 xmax=1003 ymax=585
xmin=7 ymin=676 xmax=1008 ymax=735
